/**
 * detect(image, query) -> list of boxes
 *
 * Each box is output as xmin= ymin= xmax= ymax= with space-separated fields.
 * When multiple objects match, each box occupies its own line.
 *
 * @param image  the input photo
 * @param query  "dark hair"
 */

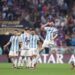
xmin=14 ymin=30 xmax=18 ymax=32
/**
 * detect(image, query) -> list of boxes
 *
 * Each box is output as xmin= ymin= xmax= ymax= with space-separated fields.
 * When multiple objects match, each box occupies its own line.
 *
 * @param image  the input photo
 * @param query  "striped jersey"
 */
xmin=20 ymin=33 xmax=29 ymax=49
xmin=29 ymin=34 xmax=39 ymax=48
xmin=44 ymin=27 xmax=58 ymax=41
xmin=9 ymin=35 xmax=19 ymax=51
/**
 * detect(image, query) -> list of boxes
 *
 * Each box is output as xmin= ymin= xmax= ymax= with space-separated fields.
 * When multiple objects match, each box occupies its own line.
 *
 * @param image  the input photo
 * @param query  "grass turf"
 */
xmin=0 ymin=63 xmax=75 ymax=75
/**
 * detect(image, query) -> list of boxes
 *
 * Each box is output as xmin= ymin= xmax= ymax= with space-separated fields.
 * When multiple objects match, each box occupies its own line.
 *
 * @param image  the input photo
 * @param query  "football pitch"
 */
xmin=0 ymin=63 xmax=75 ymax=75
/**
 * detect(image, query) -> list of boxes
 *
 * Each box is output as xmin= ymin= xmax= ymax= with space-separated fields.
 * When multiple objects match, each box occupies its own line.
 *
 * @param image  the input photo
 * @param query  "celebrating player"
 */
xmin=41 ymin=21 xmax=58 ymax=53
xmin=27 ymin=28 xmax=40 ymax=69
xmin=18 ymin=27 xmax=30 ymax=68
xmin=4 ymin=30 xmax=20 ymax=68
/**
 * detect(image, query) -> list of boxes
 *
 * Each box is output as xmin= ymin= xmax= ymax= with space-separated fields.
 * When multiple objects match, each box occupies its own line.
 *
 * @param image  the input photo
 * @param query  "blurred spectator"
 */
xmin=2 ymin=3 xmax=8 ymax=20
xmin=65 ymin=33 xmax=71 ymax=46
xmin=70 ymin=33 xmax=75 ymax=46
xmin=57 ymin=0 xmax=64 ymax=7
xmin=7 ymin=0 xmax=13 ymax=6
xmin=0 ymin=46 xmax=2 ymax=55
xmin=0 ymin=0 xmax=75 ymax=50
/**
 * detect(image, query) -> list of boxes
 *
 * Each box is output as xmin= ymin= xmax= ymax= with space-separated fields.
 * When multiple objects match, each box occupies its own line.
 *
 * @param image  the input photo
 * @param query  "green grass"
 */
xmin=0 ymin=63 xmax=75 ymax=75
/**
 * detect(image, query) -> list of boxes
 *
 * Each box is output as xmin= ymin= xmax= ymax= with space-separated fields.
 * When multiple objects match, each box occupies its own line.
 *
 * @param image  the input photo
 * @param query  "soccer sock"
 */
xmin=14 ymin=58 xmax=18 ymax=67
xmin=27 ymin=57 xmax=31 ymax=67
xmin=18 ymin=56 xmax=22 ymax=67
xmin=25 ymin=57 xmax=29 ymax=67
xmin=31 ymin=57 xmax=36 ymax=68
xmin=11 ymin=58 xmax=15 ymax=65
xmin=21 ymin=56 xmax=26 ymax=67
xmin=23 ymin=56 xmax=27 ymax=66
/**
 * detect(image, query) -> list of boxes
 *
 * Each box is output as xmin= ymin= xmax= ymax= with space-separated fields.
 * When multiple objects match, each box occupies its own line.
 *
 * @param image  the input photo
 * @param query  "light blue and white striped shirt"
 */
xmin=29 ymin=34 xmax=39 ymax=48
xmin=9 ymin=35 xmax=19 ymax=51
xmin=20 ymin=33 xmax=29 ymax=49
xmin=45 ymin=27 xmax=58 ymax=41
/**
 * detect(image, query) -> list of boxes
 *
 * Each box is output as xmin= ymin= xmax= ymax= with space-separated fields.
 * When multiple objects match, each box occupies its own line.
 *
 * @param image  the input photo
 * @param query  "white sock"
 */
xmin=18 ymin=56 xmax=22 ymax=67
xmin=21 ymin=57 xmax=26 ymax=67
xmin=14 ymin=58 xmax=18 ymax=67
xmin=32 ymin=58 xmax=36 ymax=68
xmin=24 ymin=57 xmax=26 ymax=62
xmin=27 ymin=57 xmax=31 ymax=67
xmin=11 ymin=58 xmax=15 ymax=65
xmin=36 ymin=55 xmax=40 ymax=64
xmin=25 ymin=57 xmax=29 ymax=67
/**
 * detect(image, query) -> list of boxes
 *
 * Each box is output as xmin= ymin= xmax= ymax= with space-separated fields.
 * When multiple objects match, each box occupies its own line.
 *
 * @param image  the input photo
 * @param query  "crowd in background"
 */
xmin=0 ymin=0 xmax=75 ymax=54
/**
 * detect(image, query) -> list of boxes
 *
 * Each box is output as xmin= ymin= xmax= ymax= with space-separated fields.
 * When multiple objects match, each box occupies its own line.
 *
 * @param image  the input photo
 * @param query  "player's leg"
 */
xmin=31 ymin=49 xmax=38 ymax=69
xmin=18 ymin=50 xmax=25 ymax=67
xmin=13 ymin=51 xmax=19 ymax=68
xmin=42 ymin=40 xmax=50 ymax=54
xmin=26 ymin=49 xmax=32 ymax=68
xmin=24 ymin=50 xmax=29 ymax=68
xmin=18 ymin=56 xmax=22 ymax=67
xmin=9 ymin=51 xmax=16 ymax=68
xmin=22 ymin=50 xmax=27 ymax=66
xmin=49 ymin=40 xmax=57 ymax=53
xmin=34 ymin=50 xmax=40 ymax=68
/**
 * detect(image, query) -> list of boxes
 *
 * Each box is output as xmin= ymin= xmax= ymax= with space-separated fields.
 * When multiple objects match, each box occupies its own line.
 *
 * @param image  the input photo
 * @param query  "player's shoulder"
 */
xmin=10 ymin=35 xmax=15 ymax=41
xmin=10 ymin=36 xmax=13 ymax=40
xmin=35 ymin=35 xmax=39 ymax=39
xmin=11 ymin=35 xmax=15 ymax=38
xmin=52 ymin=27 xmax=58 ymax=31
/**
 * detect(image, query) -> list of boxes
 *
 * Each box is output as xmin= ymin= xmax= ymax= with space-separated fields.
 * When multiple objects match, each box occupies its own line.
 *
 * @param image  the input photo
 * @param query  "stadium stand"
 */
xmin=0 ymin=0 xmax=75 ymax=54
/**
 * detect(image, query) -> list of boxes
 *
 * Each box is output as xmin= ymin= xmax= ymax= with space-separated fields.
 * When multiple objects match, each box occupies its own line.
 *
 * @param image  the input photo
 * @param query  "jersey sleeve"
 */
xmin=9 ymin=36 xmax=12 ymax=42
xmin=19 ymin=34 xmax=23 ymax=43
xmin=37 ymin=35 xmax=40 ymax=41
xmin=18 ymin=36 xmax=21 ymax=43
xmin=53 ymin=28 xmax=58 ymax=35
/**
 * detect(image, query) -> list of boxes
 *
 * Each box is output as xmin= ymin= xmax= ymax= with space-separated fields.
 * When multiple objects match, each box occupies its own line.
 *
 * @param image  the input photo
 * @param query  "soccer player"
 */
xmin=27 ymin=28 xmax=40 ymax=69
xmin=4 ymin=30 xmax=20 ymax=68
xmin=18 ymin=28 xmax=30 ymax=68
xmin=41 ymin=21 xmax=58 ymax=53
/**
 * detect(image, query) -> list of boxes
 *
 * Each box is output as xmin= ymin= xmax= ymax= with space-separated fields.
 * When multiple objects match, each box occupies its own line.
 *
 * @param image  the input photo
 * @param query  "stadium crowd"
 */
xmin=0 ymin=0 xmax=75 ymax=54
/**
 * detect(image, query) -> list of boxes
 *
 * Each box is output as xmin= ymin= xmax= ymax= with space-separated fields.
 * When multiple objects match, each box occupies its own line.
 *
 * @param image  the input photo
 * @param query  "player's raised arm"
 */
xmin=53 ymin=33 xmax=58 ymax=40
xmin=40 ymin=22 xmax=49 ymax=30
xmin=53 ymin=29 xmax=58 ymax=40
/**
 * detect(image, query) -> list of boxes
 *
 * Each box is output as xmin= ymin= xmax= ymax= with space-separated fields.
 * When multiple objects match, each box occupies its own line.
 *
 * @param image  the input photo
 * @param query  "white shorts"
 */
xmin=28 ymin=48 xmax=39 ymax=56
xmin=42 ymin=40 xmax=55 ymax=48
xmin=20 ymin=46 xmax=29 ymax=56
xmin=20 ymin=50 xmax=28 ymax=56
xmin=9 ymin=50 xmax=19 ymax=57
